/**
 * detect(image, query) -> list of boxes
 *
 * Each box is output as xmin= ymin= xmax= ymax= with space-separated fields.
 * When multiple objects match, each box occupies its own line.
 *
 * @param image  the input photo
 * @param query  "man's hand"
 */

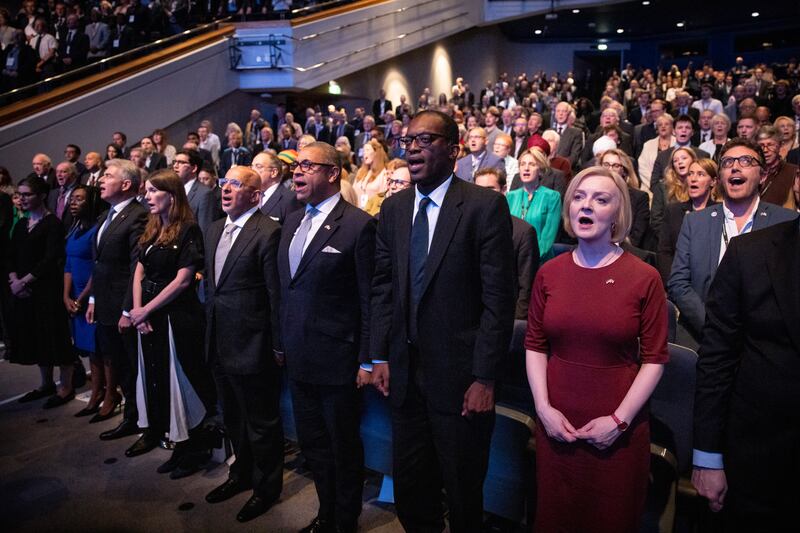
xmin=85 ymin=303 xmax=95 ymax=324
xmin=692 ymin=468 xmax=727 ymax=512
xmin=371 ymin=363 xmax=390 ymax=397
xmin=9 ymin=278 xmax=27 ymax=296
xmin=462 ymin=380 xmax=494 ymax=417
xmin=118 ymin=315 xmax=133 ymax=333
xmin=356 ymin=368 xmax=371 ymax=388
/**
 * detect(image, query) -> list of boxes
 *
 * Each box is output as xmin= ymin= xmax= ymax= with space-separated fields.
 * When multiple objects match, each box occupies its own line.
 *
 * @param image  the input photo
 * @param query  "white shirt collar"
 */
xmin=415 ymin=175 xmax=452 ymax=207
xmin=226 ymin=205 xmax=259 ymax=228
xmin=309 ymin=191 xmax=341 ymax=214
xmin=261 ymin=182 xmax=280 ymax=205
xmin=183 ymin=178 xmax=196 ymax=196
xmin=112 ymin=197 xmax=135 ymax=213
xmin=722 ymin=196 xmax=760 ymax=225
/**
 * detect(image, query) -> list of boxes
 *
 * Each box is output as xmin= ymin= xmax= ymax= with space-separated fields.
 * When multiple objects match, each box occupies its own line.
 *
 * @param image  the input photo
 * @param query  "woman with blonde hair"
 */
xmin=650 ymin=146 xmax=697 ymax=238
xmin=126 ymin=170 xmax=215 ymax=477
xmin=526 ymin=165 xmax=668 ymax=533
xmin=773 ymin=116 xmax=797 ymax=160
xmin=352 ymin=138 xmax=389 ymax=210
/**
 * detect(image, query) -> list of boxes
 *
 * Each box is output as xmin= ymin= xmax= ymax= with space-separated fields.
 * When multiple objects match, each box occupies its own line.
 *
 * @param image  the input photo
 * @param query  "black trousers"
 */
xmin=214 ymin=367 xmax=283 ymax=499
xmin=289 ymin=379 xmax=363 ymax=529
xmin=392 ymin=359 xmax=495 ymax=533
xmin=96 ymin=323 xmax=138 ymax=424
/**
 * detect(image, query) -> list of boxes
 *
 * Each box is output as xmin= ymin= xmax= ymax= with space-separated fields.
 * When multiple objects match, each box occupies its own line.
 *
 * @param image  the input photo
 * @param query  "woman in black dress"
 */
xmin=127 ymin=169 xmax=215 ymax=478
xmin=7 ymin=176 xmax=75 ymax=408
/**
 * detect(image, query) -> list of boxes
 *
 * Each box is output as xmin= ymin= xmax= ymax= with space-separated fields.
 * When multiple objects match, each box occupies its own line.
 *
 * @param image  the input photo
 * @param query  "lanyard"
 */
xmin=521 ymin=188 xmax=537 ymax=219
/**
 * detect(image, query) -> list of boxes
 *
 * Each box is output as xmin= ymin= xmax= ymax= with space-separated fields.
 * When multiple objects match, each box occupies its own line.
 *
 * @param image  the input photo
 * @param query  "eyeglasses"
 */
xmin=398 ymin=133 xmax=447 ymax=149
xmin=602 ymin=162 xmax=624 ymax=171
xmin=218 ymin=178 xmax=245 ymax=189
xmin=389 ymin=179 xmax=411 ymax=186
xmin=289 ymin=160 xmax=336 ymax=172
xmin=172 ymin=160 xmax=191 ymax=166
xmin=719 ymin=155 xmax=761 ymax=168
xmin=251 ymin=163 xmax=277 ymax=172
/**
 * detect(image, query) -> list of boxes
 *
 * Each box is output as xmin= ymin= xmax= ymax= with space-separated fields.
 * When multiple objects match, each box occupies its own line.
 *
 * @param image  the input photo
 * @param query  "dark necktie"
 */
xmin=408 ymin=197 xmax=431 ymax=342
xmin=34 ymin=35 xmax=42 ymax=58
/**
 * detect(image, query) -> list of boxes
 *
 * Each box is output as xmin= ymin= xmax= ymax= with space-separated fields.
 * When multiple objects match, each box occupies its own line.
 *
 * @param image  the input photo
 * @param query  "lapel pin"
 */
xmin=606 ymin=279 xmax=615 ymax=285
xmin=760 ymin=212 xmax=767 ymax=216
xmin=324 ymin=224 xmax=331 ymax=230
xmin=711 ymin=211 xmax=717 ymax=217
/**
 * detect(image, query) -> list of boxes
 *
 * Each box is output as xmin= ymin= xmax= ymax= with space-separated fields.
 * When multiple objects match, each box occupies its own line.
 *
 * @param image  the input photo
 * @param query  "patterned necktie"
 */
xmin=288 ymin=208 xmax=319 ymax=277
xmin=56 ymin=188 xmax=67 ymax=219
xmin=408 ymin=197 xmax=431 ymax=342
xmin=214 ymin=223 xmax=235 ymax=284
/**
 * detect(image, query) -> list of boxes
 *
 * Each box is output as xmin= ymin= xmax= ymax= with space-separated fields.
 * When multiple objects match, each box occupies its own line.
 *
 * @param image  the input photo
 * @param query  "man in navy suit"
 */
xmin=668 ymin=139 xmax=798 ymax=341
xmin=251 ymin=151 xmax=302 ymax=224
xmin=370 ymin=111 xmax=516 ymax=532
xmin=278 ymin=142 xmax=376 ymax=533
xmin=173 ymin=149 xmax=217 ymax=235
xmin=454 ymin=127 xmax=505 ymax=183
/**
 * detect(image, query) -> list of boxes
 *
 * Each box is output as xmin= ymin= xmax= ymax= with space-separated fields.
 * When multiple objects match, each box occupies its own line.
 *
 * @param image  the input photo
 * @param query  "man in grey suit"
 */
xmin=550 ymin=101 xmax=583 ymax=171
xmin=203 ymin=166 xmax=284 ymax=523
xmin=454 ymin=127 xmax=505 ymax=183
xmin=173 ymin=149 xmax=218 ymax=234
xmin=668 ymin=139 xmax=798 ymax=341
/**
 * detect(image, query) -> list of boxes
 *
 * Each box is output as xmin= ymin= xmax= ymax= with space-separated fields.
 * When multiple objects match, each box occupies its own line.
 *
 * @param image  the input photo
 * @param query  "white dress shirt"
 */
xmin=260 ymin=182 xmax=280 ymax=208
xmin=300 ymin=192 xmax=341 ymax=255
xmin=224 ymin=205 xmax=259 ymax=247
xmin=183 ymin=178 xmax=196 ymax=197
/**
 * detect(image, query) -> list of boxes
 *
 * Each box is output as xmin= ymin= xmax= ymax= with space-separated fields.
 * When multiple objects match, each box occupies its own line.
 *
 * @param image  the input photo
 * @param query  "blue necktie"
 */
xmin=408 ymin=197 xmax=431 ymax=342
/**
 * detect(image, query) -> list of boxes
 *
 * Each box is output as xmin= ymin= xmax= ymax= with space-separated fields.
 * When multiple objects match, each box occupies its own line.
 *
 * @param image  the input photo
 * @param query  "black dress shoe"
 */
xmin=75 ymin=403 xmax=101 ymax=417
xmin=42 ymin=391 xmax=75 ymax=409
xmin=236 ymin=494 xmax=277 ymax=523
xmin=18 ymin=385 xmax=56 ymax=403
xmin=206 ymin=478 xmax=252 ymax=503
xmin=99 ymin=420 xmax=141 ymax=441
xmin=169 ymin=450 xmax=211 ymax=479
xmin=299 ymin=516 xmax=336 ymax=533
xmin=125 ymin=433 xmax=159 ymax=457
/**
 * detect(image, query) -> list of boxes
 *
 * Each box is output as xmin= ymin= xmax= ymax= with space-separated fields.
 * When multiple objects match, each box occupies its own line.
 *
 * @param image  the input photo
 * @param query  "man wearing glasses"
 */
xmin=203 ymin=166 xmax=284 ymax=523
xmin=277 ymin=142 xmax=376 ymax=533
xmin=369 ymin=111 xmax=515 ymax=532
xmin=668 ymin=139 xmax=797 ymax=342
xmin=173 ymin=149 xmax=217 ymax=234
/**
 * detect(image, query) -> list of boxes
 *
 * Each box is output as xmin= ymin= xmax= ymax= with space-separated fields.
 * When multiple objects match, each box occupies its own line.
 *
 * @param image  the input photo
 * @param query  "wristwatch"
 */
xmin=611 ymin=413 xmax=628 ymax=432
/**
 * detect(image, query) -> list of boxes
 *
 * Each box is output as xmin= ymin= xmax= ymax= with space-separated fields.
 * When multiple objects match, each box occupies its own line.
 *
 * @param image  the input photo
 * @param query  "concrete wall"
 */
xmin=0 ymin=38 xmax=236 ymax=181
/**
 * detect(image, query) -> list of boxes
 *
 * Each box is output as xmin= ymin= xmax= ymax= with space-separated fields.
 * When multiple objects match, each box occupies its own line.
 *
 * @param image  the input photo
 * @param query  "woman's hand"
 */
xmin=64 ymin=295 xmax=76 ymax=315
xmin=129 ymin=306 xmax=149 ymax=327
xmin=536 ymin=405 xmax=578 ymax=443
xmin=575 ymin=416 xmax=622 ymax=450
xmin=136 ymin=321 xmax=153 ymax=335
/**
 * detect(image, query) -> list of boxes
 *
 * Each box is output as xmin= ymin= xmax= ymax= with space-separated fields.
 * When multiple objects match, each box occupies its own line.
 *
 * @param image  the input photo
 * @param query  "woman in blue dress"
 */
xmin=63 ymin=186 xmax=102 ymax=417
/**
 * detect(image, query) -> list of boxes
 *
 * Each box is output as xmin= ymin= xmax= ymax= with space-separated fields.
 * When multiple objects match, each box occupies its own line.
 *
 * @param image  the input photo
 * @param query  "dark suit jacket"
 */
xmin=511 ymin=134 xmax=529 ymax=159
xmin=46 ymin=185 xmax=77 ymax=229
xmin=511 ymin=216 xmax=538 ymax=320
xmin=58 ymin=30 xmax=89 ymax=68
xmin=218 ymin=147 xmax=252 ymax=179
xmin=328 ymin=122 xmax=356 ymax=147
xmin=278 ymin=197 xmax=376 ymax=385
xmin=580 ymin=131 xmax=634 ymax=165
xmin=370 ymin=179 xmax=516 ymax=413
xmin=787 ymin=147 xmax=800 ymax=167
xmin=694 ymin=218 xmax=800 ymax=515
xmin=372 ymin=98 xmax=393 ymax=119
xmin=91 ymin=199 xmax=149 ymax=325
xmin=26 ymin=169 xmax=57 ymax=190
xmin=454 ymin=151 xmax=505 ymax=183
xmin=628 ymin=186 xmax=651 ymax=250
xmin=667 ymin=201 xmax=797 ymax=338
xmin=650 ymin=145 xmax=710 ymax=188
xmin=186 ymin=179 xmax=217 ymax=235
xmin=145 ymin=152 xmax=167 ymax=173
xmin=554 ymin=126 xmax=583 ymax=171
xmin=204 ymin=210 xmax=282 ymax=375
xmin=670 ymin=107 xmax=700 ymax=123
xmin=260 ymin=183 xmax=302 ymax=225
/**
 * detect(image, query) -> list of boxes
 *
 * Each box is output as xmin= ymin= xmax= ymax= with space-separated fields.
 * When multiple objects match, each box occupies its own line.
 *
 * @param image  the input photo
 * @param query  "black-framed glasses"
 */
xmin=172 ymin=159 xmax=191 ymax=166
xmin=601 ymin=162 xmax=624 ymax=171
xmin=719 ymin=155 xmax=760 ymax=168
xmin=389 ymin=179 xmax=411 ymax=186
xmin=398 ymin=133 xmax=447 ymax=149
xmin=290 ymin=160 xmax=336 ymax=172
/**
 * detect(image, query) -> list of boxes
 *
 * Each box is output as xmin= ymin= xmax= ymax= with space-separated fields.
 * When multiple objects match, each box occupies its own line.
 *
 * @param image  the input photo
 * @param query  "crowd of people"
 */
xmin=1 ymin=54 xmax=799 ymax=532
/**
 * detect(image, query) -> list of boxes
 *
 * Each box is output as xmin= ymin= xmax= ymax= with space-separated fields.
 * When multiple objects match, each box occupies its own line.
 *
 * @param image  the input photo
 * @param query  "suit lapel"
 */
xmin=261 ymin=186 xmax=282 ymax=217
xmin=765 ymin=220 xmax=800 ymax=353
xmin=187 ymin=180 xmax=198 ymax=204
xmin=395 ymin=190 xmax=414 ymax=314
xmin=217 ymin=213 xmax=260 ymax=288
xmin=708 ymin=205 xmax=724 ymax=269
xmin=420 ymin=180 xmax=463 ymax=299
xmin=752 ymin=203 xmax=772 ymax=230
xmin=98 ymin=202 xmax=132 ymax=249
xmin=292 ymin=198 xmax=344 ymax=280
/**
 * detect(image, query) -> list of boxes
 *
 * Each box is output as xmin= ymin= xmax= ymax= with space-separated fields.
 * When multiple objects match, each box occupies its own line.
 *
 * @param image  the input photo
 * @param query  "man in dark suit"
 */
xmin=549 ymin=101 xmax=584 ymax=172
xmin=372 ymin=89 xmax=392 ymax=122
xmin=692 ymin=216 xmax=800 ymax=530
xmin=650 ymin=115 xmax=710 ymax=188
xmin=628 ymin=90 xmax=650 ymax=127
xmin=64 ymin=144 xmax=87 ymax=177
xmin=353 ymin=115 xmax=376 ymax=165
xmin=278 ymin=142 xmax=376 ymax=533
xmin=328 ymin=110 xmax=355 ymax=147
xmin=47 ymin=161 xmax=79 ymax=228
xmin=174 ymin=149 xmax=217 ymax=235
xmin=218 ymin=132 xmax=252 ymax=187
xmin=369 ymin=111 xmax=516 ymax=532
xmin=27 ymin=153 xmax=57 ymax=189
xmin=85 ymin=158 xmax=148 ymax=443
xmin=667 ymin=139 xmax=798 ymax=341
xmin=634 ymin=99 xmax=667 ymax=157
xmin=580 ymin=108 xmax=634 ymax=165
xmin=252 ymin=151 xmax=302 ymax=224
xmin=670 ymin=91 xmax=700 ymax=123
xmin=454 ymin=127 xmax=505 ymax=183
xmin=58 ymin=14 xmax=89 ymax=71
xmin=511 ymin=116 xmax=529 ymax=160
xmin=475 ymin=168 xmax=538 ymax=319
xmin=203 ymin=166 xmax=284 ymax=523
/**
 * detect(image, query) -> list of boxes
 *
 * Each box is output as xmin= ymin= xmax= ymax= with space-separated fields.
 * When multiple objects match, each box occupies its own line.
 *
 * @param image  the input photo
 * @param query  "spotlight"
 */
xmin=676 ymin=22 xmax=685 ymax=27
xmin=617 ymin=28 xmax=624 ymax=34
xmin=751 ymin=12 xmax=759 ymax=17
xmin=572 ymin=9 xmax=580 ymax=13
xmin=598 ymin=43 xmax=608 ymax=51
xmin=534 ymin=29 xmax=543 ymax=35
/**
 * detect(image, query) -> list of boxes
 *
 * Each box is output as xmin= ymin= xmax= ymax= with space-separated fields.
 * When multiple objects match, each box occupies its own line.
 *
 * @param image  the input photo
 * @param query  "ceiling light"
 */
xmin=642 ymin=1 xmax=650 ymax=5
xmin=598 ymin=43 xmax=608 ymax=51
xmin=617 ymin=28 xmax=624 ymax=34
xmin=751 ymin=12 xmax=759 ymax=17
xmin=572 ymin=9 xmax=580 ymax=13
xmin=676 ymin=22 xmax=685 ymax=27
xmin=534 ymin=29 xmax=543 ymax=35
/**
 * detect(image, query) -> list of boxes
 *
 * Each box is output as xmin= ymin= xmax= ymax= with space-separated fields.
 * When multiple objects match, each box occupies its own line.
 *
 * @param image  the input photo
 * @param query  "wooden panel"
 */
xmin=291 ymin=0 xmax=390 ymax=26
xmin=0 ymin=25 xmax=235 ymax=127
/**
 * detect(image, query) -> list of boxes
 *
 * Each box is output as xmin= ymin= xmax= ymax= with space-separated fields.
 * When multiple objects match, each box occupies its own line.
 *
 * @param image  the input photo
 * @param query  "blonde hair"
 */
xmin=517 ymin=148 xmax=550 ymax=171
xmin=562 ymin=166 xmax=632 ymax=244
xmin=665 ymin=147 xmax=697 ymax=202
xmin=355 ymin=139 xmax=388 ymax=184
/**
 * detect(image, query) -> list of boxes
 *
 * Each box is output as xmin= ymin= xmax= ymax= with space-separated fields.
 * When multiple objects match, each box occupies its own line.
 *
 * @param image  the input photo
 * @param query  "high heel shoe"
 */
xmin=89 ymin=398 xmax=122 ymax=423
xmin=75 ymin=402 xmax=102 ymax=417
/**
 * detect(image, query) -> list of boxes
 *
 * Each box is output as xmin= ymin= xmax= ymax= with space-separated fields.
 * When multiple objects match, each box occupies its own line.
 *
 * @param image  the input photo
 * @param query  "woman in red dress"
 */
xmin=525 ymin=166 xmax=669 ymax=532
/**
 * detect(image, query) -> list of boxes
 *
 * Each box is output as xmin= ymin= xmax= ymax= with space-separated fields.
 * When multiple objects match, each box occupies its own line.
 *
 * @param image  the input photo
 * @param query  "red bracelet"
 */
xmin=611 ymin=413 xmax=629 ymax=432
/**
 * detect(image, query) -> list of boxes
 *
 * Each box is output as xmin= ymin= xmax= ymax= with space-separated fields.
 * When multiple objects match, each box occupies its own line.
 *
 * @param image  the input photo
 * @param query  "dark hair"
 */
xmin=176 ymin=149 xmax=202 ymax=171
xmin=139 ymin=170 xmax=195 ymax=247
xmin=0 ymin=166 xmax=11 ymax=187
xmin=719 ymin=138 xmax=766 ymax=167
xmin=69 ymin=184 xmax=95 ymax=228
xmin=66 ymin=143 xmax=81 ymax=156
xmin=414 ymin=110 xmax=459 ymax=145
xmin=105 ymin=143 xmax=120 ymax=160
xmin=18 ymin=175 xmax=48 ymax=197
xmin=199 ymin=162 xmax=217 ymax=178
xmin=113 ymin=131 xmax=127 ymax=143
xmin=674 ymin=114 xmax=696 ymax=129
xmin=474 ymin=167 xmax=507 ymax=189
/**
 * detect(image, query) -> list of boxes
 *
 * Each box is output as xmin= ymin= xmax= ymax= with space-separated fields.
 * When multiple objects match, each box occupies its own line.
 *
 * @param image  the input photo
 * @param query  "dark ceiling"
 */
xmin=498 ymin=0 xmax=800 ymax=42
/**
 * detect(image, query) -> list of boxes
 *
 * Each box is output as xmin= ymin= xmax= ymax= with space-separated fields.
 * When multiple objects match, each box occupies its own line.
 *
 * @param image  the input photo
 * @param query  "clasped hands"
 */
xmin=8 ymin=274 xmax=31 ymax=298
xmin=128 ymin=306 xmax=153 ymax=334
xmin=537 ymin=405 xmax=622 ymax=450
